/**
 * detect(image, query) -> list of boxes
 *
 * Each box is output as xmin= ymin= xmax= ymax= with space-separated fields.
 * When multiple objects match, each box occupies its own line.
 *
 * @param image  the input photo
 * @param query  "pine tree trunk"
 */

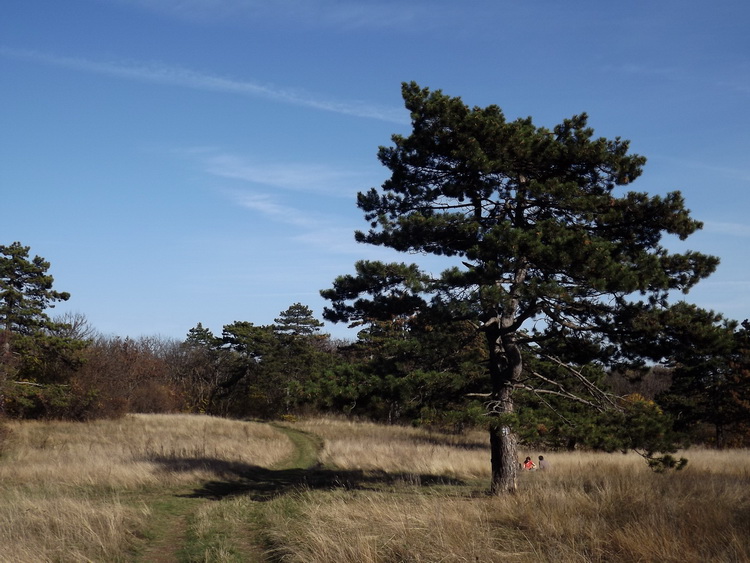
xmin=486 ymin=326 xmax=521 ymax=495
xmin=489 ymin=384 xmax=518 ymax=494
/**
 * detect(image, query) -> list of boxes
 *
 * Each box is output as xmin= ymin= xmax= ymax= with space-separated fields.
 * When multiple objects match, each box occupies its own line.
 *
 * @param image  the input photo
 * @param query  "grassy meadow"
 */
xmin=0 ymin=414 xmax=748 ymax=562
xmin=0 ymin=414 xmax=293 ymax=562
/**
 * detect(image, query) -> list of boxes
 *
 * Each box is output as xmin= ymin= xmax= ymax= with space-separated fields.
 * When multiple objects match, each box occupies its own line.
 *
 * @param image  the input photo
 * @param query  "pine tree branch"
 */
xmin=521 ymin=371 xmax=608 ymax=412
xmin=527 ymin=388 xmax=577 ymax=427
xmin=539 ymin=354 xmax=620 ymax=410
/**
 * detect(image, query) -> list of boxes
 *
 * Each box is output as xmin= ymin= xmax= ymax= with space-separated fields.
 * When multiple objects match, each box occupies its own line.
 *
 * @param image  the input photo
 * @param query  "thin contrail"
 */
xmin=1 ymin=46 xmax=407 ymax=123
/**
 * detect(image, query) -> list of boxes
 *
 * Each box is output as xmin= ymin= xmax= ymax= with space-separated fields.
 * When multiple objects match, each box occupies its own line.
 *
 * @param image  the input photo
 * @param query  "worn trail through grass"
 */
xmin=134 ymin=424 xmax=322 ymax=563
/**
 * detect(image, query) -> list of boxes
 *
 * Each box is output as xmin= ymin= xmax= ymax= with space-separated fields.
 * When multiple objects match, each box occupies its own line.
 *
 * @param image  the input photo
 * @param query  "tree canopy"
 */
xmin=0 ymin=242 xmax=70 ymax=338
xmin=322 ymin=82 xmax=719 ymax=493
xmin=274 ymin=303 xmax=325 ymax=337
xmin=0 ymin=242 xmax=89 ymax=417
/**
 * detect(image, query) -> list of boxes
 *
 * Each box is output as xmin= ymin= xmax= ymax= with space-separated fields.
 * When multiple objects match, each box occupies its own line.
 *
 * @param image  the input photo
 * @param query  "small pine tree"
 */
xmin=273 ymin=303 xmax=324 ymax=337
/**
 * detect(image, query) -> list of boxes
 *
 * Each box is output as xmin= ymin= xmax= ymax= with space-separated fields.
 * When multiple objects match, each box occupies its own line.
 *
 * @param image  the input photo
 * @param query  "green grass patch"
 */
xmin=270 ymin=423 xmax=323 ymax=470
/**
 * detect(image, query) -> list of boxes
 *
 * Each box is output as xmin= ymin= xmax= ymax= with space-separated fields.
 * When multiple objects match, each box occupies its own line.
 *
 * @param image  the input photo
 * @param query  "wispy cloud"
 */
xmin=704 ymin=221 xmax=750 ymax=237
xmin=656 ymin=155 xmax=750 ymax=183
xmin=290 ymin=226 xmax=418 ymax=258
xmin=291 ymin=226 xmax=360 ymax=253
xmin=109 ymin=0 xmax=434 ymax=30
xmin=223 ymin=189 xmax=375 ymax=257
xmin=604 ymin=60 xmax=750 ymax=97
xmin=224 ymin=191 xmax=416 ymax=257
xmin=303 ymin=1 xmax=426 ymax=30
xmin=202 ymin=153 xmax=370 ymax=196
xmin=0 ymin=47 xmax=407 ymax=123
xmin=229 ymin=191 xmax=322 ymax=228
xmin=175 ymin=147 xmax=381 ymax=246
xmin=606 ymin=62 xmax=683 ymax=81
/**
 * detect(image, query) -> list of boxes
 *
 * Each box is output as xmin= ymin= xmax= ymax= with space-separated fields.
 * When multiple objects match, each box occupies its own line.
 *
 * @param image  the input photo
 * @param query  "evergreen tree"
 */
xmin=0 ymin=241 xmax=70 ymax=339
xmin=657 ymin=309 xmax=750 ymax=447
xmin=345 ymin=316 xmax=487 ymax=426
xmin=215 ymin=322 xmax=279 ymax=417
xmin=273 ymin=303 xmax=324 ymax=337
xmin=322 ymin=83 xmax=718 ymax=494
xmin=176 ymin=323 xmax=226 ymax=413
xmin=185 ymin=322 xmax=221 ymax=348
xmin=0 ymin=242 xmax=88 ymax=417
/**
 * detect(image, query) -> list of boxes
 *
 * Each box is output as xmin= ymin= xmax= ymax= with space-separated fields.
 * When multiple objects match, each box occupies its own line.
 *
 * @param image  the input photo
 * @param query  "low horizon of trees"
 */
xmin=2 ymin=273 xmax=749 ymax=449
xmin=0 ymin=237 xmax=748 ymax=450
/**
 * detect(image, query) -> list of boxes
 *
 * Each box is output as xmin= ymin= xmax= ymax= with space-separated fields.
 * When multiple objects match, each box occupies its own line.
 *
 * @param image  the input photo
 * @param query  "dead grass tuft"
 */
xmin=264 ymin=490 xmax=530 ymax=563
xmin=0 ymin=490 xmax=149 ymax=563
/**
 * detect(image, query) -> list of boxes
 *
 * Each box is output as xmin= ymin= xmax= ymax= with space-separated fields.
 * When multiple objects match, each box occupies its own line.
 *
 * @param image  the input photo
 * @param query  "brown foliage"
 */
xmin=606 ymin=366 xmax=672 ymax=399
xmin=73 ymin=336 xmax=185 ymax=417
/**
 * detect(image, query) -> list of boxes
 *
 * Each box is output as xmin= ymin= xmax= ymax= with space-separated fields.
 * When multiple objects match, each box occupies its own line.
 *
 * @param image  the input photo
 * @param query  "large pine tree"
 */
xmin=322 ymin=83 xmax=719 ymax=494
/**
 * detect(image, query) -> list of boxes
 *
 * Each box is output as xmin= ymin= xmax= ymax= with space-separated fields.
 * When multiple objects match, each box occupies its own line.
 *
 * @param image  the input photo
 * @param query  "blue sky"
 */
xmin=2 ymin=0 xmax=749 ymax=341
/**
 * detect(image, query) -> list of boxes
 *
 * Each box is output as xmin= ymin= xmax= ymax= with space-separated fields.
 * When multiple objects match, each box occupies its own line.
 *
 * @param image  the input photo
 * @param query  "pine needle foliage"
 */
xmin=322 ymin=83 xmax=719 ymax=493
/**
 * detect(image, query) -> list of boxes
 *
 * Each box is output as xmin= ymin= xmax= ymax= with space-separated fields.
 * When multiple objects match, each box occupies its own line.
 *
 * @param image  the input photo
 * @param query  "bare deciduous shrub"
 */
xmin=74 ymin=335 xmax=184 ymax=416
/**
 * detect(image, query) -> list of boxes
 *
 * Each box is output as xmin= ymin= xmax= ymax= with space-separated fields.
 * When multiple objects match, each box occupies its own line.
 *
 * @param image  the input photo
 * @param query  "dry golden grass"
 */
xmin=293 ymin=416 xmax=490 ymax=479
xmin=1 ymin=413 xmax=293 ymax=489
xmin=261 ymin=461 xmax=750 ymax=563
xmin=0 ymin=491 xmax=149 ymax=563
xmin=510 ymin=453 xmax=750 ymax=561
xmin=2 ymin=414 xmax=749 ymax=562
xmin=276 ymin=417 xmax=750 ymax=563
xmin=262 ymin=489 xmax=529 ymax=563
xmin=0 ymin=414 xmax=293 ymax=563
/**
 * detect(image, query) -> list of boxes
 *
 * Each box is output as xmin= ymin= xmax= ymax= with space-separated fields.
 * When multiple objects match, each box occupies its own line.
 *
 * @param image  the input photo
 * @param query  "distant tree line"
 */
xmin=1 ymin=239 xmax=749 ymax=452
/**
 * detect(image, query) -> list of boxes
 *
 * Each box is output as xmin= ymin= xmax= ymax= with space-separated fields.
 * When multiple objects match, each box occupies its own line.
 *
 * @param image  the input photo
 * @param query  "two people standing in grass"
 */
xmin=521 ymin=455 xmax=550 ymax=471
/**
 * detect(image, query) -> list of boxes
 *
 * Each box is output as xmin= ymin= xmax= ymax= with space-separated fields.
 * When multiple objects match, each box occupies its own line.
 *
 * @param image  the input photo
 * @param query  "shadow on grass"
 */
xmin=144 ymin=456 xmax=467 ymax=501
